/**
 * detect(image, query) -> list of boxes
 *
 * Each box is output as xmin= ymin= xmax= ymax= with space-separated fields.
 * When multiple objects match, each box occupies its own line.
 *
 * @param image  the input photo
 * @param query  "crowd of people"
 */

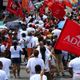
xmin=0 ymin=5 xmax=80 ymax=80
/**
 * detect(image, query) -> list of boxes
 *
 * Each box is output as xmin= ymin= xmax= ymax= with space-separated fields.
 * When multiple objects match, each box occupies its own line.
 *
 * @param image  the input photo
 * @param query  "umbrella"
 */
xmin=5 ymin=21 xmax=21 ymax=29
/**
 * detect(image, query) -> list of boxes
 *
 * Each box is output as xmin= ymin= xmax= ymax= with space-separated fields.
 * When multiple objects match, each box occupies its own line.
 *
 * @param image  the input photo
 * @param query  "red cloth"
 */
xmin=44 ymin=0 xmax=55 ymax=7
xmin=7 ymin=0 xmax=25 ymax=18
xmin=49 ymin=2 xmax=65 ymax=19
xmin=62 ymin=0 xmax=72 ymax=8
xmin=7 ymin=0 xmax=18 ymax=15
xmin=39 ymin=4 xmax=45 ymax=15
xmin=54 ymin=19 xmax=80 ymax=56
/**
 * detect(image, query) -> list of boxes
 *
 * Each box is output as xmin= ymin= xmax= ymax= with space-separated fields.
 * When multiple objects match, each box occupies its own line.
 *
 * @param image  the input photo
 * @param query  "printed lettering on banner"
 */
xmin=54 ymin=19 xmax=80 ymax=56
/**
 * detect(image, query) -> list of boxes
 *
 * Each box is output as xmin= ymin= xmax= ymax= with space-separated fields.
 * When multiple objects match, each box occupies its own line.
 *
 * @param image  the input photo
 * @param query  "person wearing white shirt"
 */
xmin=0 ymin=39 xmax=10 ymax=80
xmin=38 ymin=20 xmax=44 ymax=28
xmin=17 ymin=24 xmax=27 ymax=40
xmin=18 ymin=30 xmax=28 ymax=40
xmin=52 ymin=28 xmax=61 ymax=38
xmin=0 ymin=39 xmax=6 ymax=54
xmin=0 ymin=45 xmax=6 ymax=53
xmin=26 ymin=50 xmax=44 ymax=78
xmin=68 ymin=57 xmax=80 ymax=80
xmin=17 ymin=28 xmax=27 ymax=40
xmin=26 ymin=24 xmax=35 ymax=34
xmin=18 ymin=33 xmax=28 ymax=62
xmin=30 ymin=64 xmax=47 ymax=80
xmin=25 ymin=32 xmax=35 ymax=58
xmin=0 ymin=57 xmax=11 ymax=80
xmin=0 ymin=61 xmax=8 ymax=80
xmin=36 ymin=41 xmax=56 ymax=80
xmin=42 ymin=14 xmax=48 ymax=21
xmin=33 ymin=36 xmax=39 ymax=48
xmin=10 ymin=41 xmax=23 ymax=78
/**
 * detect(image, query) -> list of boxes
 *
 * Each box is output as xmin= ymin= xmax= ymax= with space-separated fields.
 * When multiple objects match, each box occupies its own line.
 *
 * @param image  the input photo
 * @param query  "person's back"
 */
xmin=0 ymin=43 xmax=6 ymax=54
xmin=68 ymin=57 xmax=80 ymax=80
xmin=26 ymin=57 xmax=44 ymax=77
xmin=30 ymin=74 xmax=47 ymax=80
xmin=0 ymin=70 xmax=8 ymax=80
xmin=0 ymin=57 xmax=11 ymax=78
xmin=0 ymin=61 xmax=8 ymax=80
xmin=10 ymin=45 xmax=22 ymax=58
xmin=26 ymin=50 xmax=44 ymax=77
xmin=30 ymin=65 xmax=47 ymax=80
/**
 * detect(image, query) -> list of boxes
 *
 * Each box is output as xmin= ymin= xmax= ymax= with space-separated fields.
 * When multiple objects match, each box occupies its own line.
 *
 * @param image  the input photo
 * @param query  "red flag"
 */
xmin=7 ymin=0 xmax=25 ymax=18
xmin=50 ymin=2 xmax=65 ymax=19
xmin=62 ymin=0 xmax=72 ymax=8
xmin=22 ymin=0 xmax=35 ymax=13
xmin=44 ymin=0 xmax=55 ymax=7
xmin=54 ymin=19 xmax=80 ymax=56
xmin=22 ymin=0 xmax=30 ymax=13
xmin=7 ymin=0 xmax=18 ymax=15
xmin=45 ymin=0 xmax=72 ymax=8
xmin=39 ymin=3 xmax=46 ymax=15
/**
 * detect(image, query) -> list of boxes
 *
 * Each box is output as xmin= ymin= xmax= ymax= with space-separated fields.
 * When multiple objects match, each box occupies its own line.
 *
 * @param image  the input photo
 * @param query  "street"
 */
xmin=10 ymin=64 xmax=72 ymax=80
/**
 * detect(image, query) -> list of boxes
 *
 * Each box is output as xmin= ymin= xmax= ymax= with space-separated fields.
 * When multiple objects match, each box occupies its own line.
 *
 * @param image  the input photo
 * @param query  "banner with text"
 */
xmin=54 ymin=19 xmax=80 ymax=56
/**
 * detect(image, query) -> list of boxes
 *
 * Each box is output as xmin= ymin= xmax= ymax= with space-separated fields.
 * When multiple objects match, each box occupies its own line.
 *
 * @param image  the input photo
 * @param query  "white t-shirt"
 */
xmin=25 ymin=16 xmax=32 ymax=24
xmin=38 ymin=20 xmax=44 ymax=28
xmin=37 ymin=46 xmax=51 ymax=72
xmin=0 ymin=57 xmax=11 ymax=79
xmin=10 ymin=46 xmax=22 ymax=58
xmin=26 ymin=27 xmax=35 ymax=33
xmin=17 ymin=29 xmax=27 ymax=40
xmin=32 ymin=37 xmax=39 ymax=47
xmin=25 ymin=36 xmax=35 ymax=48
xmin=30 ymin=74 xmax=47 ymax=80
xmin=0 ymin=44 xmax=6 ymax=53
xmin=27 ymin=23 xmax=35 ymax=28
xmin=43 ymin=14 xmax=48 ymax=20
xmin=0 ymin=70 xmax=8 ymax=80
xmin=68 ymin=57 xmax=80 ymax=74
xmin=18 ymin=37 xmax=27 ymax=48
xmin=52 ymin=29 xmax=61 ymax=38
xmin=26 ymin=57 xmax=44 ymax=77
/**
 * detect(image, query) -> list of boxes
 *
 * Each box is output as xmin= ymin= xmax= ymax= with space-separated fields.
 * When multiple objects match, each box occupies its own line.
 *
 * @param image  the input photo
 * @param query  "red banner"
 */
xmin=39 ymin=3 xmax=46 ymax=15
xmin=50 ymin=2 xmax=65 ymax=19
xmin=62 ymin=0 xmax=72 ymax=8
xmin=7 ymin=0 xmax=18 ymax=15
xmin=54 ymin=19 xmax=80 ymax=56
xmin=22 ymin=0 xmax=30 ymax=13
xmin=7 ymin=0 xmax=25 ymax=18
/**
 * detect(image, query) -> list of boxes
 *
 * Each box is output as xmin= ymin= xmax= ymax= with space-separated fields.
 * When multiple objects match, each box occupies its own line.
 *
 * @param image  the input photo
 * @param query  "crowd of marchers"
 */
xmin=0 ymin=6 xmax=80 ymax=80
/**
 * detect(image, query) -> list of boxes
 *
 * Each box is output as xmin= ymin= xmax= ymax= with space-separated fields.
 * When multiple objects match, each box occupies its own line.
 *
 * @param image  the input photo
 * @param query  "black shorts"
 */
xmin=11 ymin=58 xmax=21 ymax=64
xmin=54 ymin=49 xmax=62 ymax=54
xmin=22 ymin=48 xmax=28 ymax=58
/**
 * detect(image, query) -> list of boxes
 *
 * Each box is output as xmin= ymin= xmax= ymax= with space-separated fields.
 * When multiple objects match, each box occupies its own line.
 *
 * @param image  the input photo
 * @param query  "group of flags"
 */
xmin=6 ymin=0 xmax=79 ymax=18
xmin=7 ymin=0 xmax=35 ymax=18
xmin=44 ymin=0 xmax=79 ymax=8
